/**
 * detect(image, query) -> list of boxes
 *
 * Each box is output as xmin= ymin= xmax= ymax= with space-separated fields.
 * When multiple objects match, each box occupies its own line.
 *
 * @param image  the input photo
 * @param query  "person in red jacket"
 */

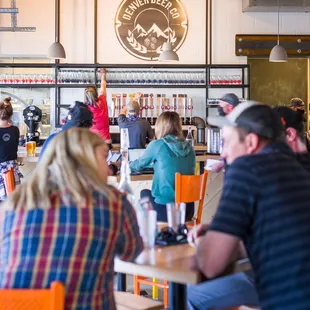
xmin=85 ymin=69 xmax=112 ymax=145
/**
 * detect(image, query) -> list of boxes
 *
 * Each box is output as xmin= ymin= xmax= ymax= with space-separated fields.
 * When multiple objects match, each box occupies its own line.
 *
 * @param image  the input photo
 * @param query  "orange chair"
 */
xmin=3 ymin=167 xmax=16 ymax=195
xmin=0 ymin=281 xmax=65 ymax=310
xmin=134 ymin=170 xmax=209 ymax=308
xmin=175 ymin=169 xmax=208 ymax=226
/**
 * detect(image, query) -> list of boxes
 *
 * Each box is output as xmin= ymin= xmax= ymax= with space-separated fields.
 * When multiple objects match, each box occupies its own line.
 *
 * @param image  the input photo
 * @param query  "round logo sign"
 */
xmin=115 ymin=0 xmax=188 ymax=61
xmin=2 ymin=133 xmax=10 ymax=142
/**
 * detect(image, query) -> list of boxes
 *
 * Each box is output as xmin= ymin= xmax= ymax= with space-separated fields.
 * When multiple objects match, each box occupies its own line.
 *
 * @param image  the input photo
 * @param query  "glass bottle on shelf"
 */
xmin=186 ymin=126 xmax=194 ymax=147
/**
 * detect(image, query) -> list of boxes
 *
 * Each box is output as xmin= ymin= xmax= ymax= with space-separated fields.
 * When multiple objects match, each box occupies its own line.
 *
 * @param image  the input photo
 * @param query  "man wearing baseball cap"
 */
xmin=188 ymin=102 xmax=310 ymax=310
xmin=217 ymin=93 xmax=240 ymax=116
xmin=209 ymin=93 xmax=240 ymax=172
xmin=118 ymin=99 xmax=154 ymax=149
xmin=40 ymin=101 xmax=93 ymax=159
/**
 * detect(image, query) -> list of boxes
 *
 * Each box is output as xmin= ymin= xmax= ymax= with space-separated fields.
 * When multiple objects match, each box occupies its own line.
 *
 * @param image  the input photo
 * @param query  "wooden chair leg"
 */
xmin=163 ymin=280 xmax=169 ymax=308
xmin=133 ymin=275 xmax=141 ymax=295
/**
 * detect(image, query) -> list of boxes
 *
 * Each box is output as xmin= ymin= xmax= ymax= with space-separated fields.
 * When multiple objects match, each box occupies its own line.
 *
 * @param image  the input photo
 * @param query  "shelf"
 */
xmin=57 ymin=84 xmax=95 ymax=88
xmin=0 ymin=83 xmax=207 ymax=89
xmin=0 ymin=84 xmax=55 ymax=88
xmin=104 ymin=84 xmax=207 ymax=89
xmin=208 ymin=84 xmax=249 ymax=89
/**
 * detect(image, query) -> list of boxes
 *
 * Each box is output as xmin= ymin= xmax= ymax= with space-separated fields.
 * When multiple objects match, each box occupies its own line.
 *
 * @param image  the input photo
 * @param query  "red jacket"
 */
xmin=88 ymin=94 xmax=111 ymax=142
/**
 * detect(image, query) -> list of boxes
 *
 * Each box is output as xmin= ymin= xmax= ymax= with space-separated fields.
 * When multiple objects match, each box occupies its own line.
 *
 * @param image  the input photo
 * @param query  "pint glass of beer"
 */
xmin=26 ymin=141 xmax=36 ymax=157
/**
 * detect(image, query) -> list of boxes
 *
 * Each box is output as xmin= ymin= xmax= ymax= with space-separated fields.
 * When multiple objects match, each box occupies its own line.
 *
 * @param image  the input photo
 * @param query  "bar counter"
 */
xmin=17 ymin=145 xmax=223 ymax=222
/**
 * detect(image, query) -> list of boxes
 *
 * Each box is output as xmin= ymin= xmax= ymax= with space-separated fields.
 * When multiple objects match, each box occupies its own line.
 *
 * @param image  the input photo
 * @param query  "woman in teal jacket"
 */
xmin=130 ymin=111 xmax=196 ymax=221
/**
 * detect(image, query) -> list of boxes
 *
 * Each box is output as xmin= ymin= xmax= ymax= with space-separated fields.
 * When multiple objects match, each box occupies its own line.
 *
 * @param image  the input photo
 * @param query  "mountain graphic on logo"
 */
xmin=164 ymin=27 xmax=173 ymax=36
xmin=136 ymin=23 xmax=168 ymax=39
xmin=132 ymin=24 xmax=147 ymax=37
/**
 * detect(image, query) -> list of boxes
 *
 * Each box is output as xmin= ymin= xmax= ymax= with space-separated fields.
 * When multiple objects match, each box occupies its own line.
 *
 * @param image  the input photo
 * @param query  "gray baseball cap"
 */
xmin=207 ymin=101 xmax=285 ymax=140
xmin=220 ymin=93 xmax=240 ymax=106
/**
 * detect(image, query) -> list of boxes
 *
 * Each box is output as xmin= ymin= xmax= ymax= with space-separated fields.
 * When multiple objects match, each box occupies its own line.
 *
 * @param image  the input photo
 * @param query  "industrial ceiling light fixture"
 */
xmin=159 ymin=7 xmax=179 ymax=62
xmin=48 ymin=0 xmax=66 ymax=59
xmin=269 ymin=0 xmax=287 ymax=62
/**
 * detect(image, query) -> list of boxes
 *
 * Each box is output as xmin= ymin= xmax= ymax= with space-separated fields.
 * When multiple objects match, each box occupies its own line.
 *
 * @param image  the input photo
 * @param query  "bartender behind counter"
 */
xmin=85 ymin=69 xmax=112 ymax=148
xmin=118 ymin=99 xmax=154 ymax=149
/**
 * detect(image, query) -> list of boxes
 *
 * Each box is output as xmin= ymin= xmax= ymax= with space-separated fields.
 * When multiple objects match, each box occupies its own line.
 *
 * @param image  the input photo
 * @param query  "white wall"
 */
xmin=0 ymin=0 xmax=54 ymax=56
xmin=97 ymin=0 xmax=206 ymax=64
xmin=211 ymin=0 xmax=310 ymax=64
xmin=2 ymin=0 xmax=310 ymax=65
xmin=60 ymin=0 xmax=94 ymax=63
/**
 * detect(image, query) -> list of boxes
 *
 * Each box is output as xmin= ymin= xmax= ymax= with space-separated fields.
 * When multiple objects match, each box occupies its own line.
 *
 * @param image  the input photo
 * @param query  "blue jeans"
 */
xmin=187 ymin=271 xmax=259 ymax=310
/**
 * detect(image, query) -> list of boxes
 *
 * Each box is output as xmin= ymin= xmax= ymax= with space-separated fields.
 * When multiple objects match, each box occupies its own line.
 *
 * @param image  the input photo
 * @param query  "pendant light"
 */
xmin=159 ymin=8 xmax=179 ymax=62
xmin=269 ymin=0 xmax=287 ymax=62
xmin=48 ymin=0 xmax=66 ymax=59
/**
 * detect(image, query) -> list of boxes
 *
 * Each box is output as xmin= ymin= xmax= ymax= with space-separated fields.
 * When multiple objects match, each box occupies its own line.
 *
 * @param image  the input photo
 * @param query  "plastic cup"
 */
xmin=137 ymin=210 xmax=157 ymax=249
xmin=166 ymin=203 xmax=186 ymax=232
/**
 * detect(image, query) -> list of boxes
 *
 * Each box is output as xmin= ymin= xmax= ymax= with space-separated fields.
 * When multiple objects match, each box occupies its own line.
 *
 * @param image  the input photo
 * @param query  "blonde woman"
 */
xmin=0 ymin=98 xmax=22 ymax=201
xmin=0 ymin=128 xmax=143 ymax=310
xmin=130 ymin=111 xmax=196 ymax=221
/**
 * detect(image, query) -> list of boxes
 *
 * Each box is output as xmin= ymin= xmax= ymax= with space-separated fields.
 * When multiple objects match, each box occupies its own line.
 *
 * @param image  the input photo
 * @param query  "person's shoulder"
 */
xmin=226 ymin=155 xmax=259 ymax=178
xmin=141 ymin=118 xmax=150 ymax=124
xmin=295 ymin=152 xmax=310 ymax=173
xmin=118 ymin=114 xmax=127 ymax=123
xmin=148 ymin=138 xmax=163 ymax=148
xmin=43 ymin=132 xmax=58 ymax=146
xmin=94 ymin=187 xmax=128 ymax=207
xmin=98 ymin=93 xmax=107 ymax=102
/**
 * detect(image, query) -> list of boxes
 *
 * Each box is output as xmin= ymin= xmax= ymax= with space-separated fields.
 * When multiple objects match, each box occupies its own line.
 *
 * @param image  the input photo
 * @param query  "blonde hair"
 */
xmin=3 ymin=128 xmax=113 ymax=211
xmin=84 ymin=86 xmax=98 ymax=106
xmin=155 ymin=111 xmax=182 ymax=139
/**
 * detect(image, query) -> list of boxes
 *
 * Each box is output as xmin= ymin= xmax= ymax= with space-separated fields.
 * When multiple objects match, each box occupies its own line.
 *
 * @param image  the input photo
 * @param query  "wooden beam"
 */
xmin=236 ymin=34 xmax=310 ymax=57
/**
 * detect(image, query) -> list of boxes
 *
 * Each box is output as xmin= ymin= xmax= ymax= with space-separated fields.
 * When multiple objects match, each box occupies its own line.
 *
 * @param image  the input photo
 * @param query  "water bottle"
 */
xmin=186 ymin=126 xmax=195 ymax=147
xmin=118 ymin=160 xmax=135 ymax=206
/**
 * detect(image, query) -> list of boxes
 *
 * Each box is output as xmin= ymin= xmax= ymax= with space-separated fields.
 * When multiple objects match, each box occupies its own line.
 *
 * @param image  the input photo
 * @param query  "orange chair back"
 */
xmin=3 ymin=168 xmax=16 ymax=194
xmin=0 ymin=281 xmax=65 ymax=310
xmin=175 ymin=170 xmax=208 ymax=224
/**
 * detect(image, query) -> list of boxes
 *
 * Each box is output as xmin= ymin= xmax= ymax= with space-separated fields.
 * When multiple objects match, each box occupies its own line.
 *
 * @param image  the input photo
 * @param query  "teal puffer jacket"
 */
xmin=130 ymin=134 xmax=196 ymax=205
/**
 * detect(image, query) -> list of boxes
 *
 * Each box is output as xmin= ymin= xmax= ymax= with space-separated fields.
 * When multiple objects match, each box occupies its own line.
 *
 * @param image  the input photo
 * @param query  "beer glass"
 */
xmin=26 ymin=141 xmax=36 ymax=157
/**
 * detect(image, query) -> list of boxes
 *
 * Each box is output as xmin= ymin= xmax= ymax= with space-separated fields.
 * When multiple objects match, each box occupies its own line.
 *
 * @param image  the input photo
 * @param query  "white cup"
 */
xmin=166 ymin=203 xmax=186 ymax=232
xmin=137 ymin=210 xmax=158 ymax=249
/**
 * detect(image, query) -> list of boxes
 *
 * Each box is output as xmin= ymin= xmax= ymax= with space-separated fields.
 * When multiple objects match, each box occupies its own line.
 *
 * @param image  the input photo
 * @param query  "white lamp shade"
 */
xmin=159 ymin=42 xmax=179 ymax=62
xmin=269 ymin=44 xmax=288 ymax=62
xmin=47 ymin=42 xmax=66 ymax=59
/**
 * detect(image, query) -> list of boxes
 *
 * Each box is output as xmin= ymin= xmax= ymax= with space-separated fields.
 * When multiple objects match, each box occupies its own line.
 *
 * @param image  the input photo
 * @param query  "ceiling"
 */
xmin=243 ymin=0 xmax=310 ymax=12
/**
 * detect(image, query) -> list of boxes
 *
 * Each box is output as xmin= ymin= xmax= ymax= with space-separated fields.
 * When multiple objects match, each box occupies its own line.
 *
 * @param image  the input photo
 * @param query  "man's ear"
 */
xmin=286 ymin=127 xmax=297 ymax=143
xmin=245 ymin=133 xmax=260 ymax=154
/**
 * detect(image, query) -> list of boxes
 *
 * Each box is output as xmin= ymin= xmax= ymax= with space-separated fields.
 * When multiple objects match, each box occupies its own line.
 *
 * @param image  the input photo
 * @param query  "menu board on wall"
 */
xmin=115 ymin=0 xmax=188 ymax=61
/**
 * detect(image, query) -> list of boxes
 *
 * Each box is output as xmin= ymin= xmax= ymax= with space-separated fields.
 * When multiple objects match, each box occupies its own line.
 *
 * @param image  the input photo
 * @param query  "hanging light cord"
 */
xmin=167 ymin=7 xmax=170 ymax=43
xmin=277 ymin=0 xmax=280 ymax=45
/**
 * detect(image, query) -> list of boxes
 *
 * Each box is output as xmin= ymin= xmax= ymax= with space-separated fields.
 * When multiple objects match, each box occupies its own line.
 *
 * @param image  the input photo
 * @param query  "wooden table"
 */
xmin=115 ymin=244 xmax=251 ymax=310
xmin=117 ymin=173 xmax=154 ymax=182
xmin=17 ymin=154 xmax=40 ymax=163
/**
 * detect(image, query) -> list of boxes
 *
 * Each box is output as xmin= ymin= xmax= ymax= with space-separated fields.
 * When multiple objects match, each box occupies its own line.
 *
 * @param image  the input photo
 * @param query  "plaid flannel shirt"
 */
xmin=0 ymin=187 xmax=143 ymax=310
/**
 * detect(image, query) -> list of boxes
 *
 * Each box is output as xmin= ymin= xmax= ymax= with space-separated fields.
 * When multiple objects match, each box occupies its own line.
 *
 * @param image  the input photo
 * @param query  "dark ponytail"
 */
xmin=0 ymin=97 xmax=13 ymax=120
